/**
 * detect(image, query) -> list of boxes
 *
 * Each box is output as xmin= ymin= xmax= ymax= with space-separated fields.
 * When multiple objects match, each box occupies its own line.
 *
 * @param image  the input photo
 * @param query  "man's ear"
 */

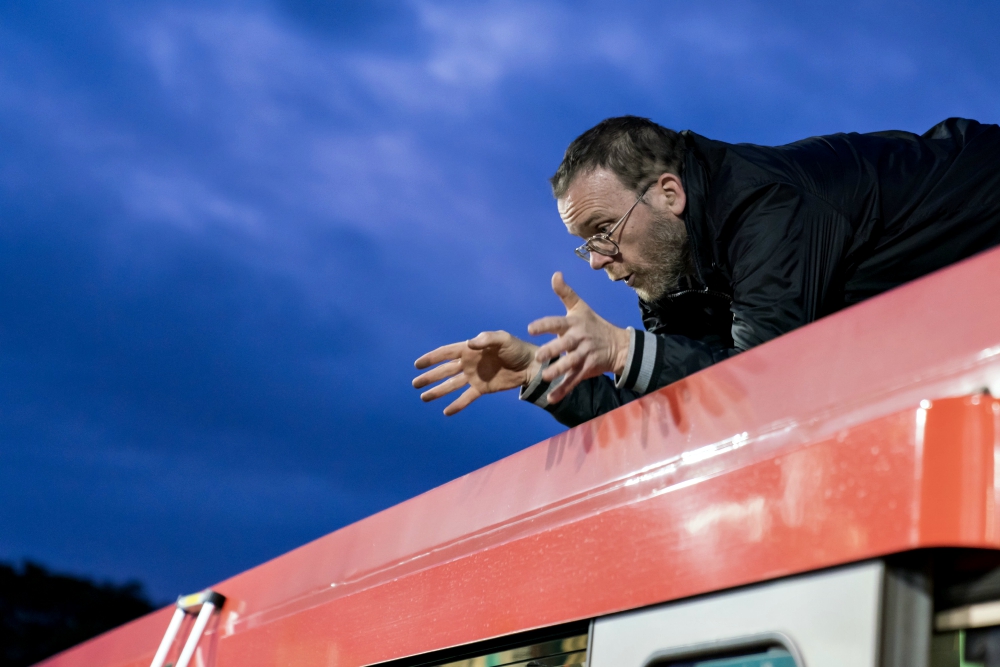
xmin=656 ymin=172 xmax=686 ymax=217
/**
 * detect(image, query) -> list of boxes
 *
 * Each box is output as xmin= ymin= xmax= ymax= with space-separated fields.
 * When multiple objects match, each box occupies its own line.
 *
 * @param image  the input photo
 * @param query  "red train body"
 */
xmin=40 ymin=246 xmax=1000 ymax=667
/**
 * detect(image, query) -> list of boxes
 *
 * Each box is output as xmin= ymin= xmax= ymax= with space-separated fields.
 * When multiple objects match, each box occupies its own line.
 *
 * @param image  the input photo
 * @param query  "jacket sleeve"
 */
xmin=524 ymin=183 xmax=852 ymax=428
xmin=520 ymin=327 xmax=735 ymax=428
xmin=520 ymin=367 xmax=642 ymax=428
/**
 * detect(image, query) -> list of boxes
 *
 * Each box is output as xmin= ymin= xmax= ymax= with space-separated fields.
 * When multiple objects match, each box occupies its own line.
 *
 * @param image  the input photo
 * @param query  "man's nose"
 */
xmin=589 ymin=252 xmax=614 ymax=270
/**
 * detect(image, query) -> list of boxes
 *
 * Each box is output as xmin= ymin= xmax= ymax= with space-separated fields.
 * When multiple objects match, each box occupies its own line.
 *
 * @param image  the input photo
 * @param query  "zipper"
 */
xmin=662 ymin=287 xmax=733 ymax=303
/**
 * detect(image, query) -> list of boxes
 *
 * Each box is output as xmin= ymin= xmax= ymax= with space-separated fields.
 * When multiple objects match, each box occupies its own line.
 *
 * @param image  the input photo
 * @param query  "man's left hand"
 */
xmin=528 ymin=272 xmax=631 ymax=404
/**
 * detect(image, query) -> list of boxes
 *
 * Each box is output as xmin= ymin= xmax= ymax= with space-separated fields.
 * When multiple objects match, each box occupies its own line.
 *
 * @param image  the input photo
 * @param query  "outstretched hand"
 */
xmin=413 ymin=331 xmax=540 ymax=416
xmin=527 ymin=272 xmax=630 ymax=404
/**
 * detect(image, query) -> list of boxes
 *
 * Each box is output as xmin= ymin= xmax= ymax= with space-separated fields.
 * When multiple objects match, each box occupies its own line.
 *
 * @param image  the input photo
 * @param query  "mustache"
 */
xmin=605 ymin=261 xmax=648 ymax=279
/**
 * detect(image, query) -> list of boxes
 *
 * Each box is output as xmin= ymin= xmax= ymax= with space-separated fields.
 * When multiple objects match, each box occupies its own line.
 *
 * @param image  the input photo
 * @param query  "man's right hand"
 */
xmin=413 ymin=331 xmax=541 ymax=416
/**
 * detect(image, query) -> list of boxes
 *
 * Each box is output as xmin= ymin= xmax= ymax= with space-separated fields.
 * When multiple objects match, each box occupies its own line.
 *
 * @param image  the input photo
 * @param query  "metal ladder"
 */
xmin=149 ymin=589 xmax=226 ymax=667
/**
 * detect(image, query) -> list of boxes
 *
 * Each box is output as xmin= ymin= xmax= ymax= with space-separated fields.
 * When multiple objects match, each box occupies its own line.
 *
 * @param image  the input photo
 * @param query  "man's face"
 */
xmin=558 ymin=168 xmax=690 ymax=302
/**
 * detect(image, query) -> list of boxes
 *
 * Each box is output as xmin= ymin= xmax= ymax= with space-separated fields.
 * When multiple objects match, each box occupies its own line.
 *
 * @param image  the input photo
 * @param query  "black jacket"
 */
xmin=542 ymin=118 xmax=1000 ymax=427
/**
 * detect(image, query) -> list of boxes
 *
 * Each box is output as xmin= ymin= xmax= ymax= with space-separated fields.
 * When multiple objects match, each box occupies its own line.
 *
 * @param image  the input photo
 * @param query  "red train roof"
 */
xmin=41 ymin=246 xmax=1000 ymax=667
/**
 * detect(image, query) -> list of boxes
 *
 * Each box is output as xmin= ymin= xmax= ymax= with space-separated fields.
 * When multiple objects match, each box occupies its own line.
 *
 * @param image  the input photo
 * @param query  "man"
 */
xmin=413 ymin=116 xmax=1000 ymax=427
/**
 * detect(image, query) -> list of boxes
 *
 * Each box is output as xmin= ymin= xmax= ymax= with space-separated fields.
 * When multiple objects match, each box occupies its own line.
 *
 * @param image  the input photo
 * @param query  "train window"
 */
xmin=653 ymin=647 xmax=796 ymax=667
xmin=371 ymin=621 xmax=590 ymax=667
xmin=436 ymin=633 xmax=587 ymax=667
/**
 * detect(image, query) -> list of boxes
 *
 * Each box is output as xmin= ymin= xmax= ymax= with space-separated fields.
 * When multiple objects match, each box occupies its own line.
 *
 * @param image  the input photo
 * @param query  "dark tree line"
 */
xmin=1 ymin=561 xmax=155 ymax=666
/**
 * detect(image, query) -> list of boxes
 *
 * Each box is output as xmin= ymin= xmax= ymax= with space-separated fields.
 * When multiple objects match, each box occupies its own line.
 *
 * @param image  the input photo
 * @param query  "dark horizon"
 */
xmin=1 ymin=559 xmax=155 ymax=666
xmin=2 ymin=0 xmax=999 ymax=601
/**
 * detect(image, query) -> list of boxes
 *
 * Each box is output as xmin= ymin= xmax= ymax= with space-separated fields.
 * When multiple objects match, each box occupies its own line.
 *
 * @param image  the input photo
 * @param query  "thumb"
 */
xmin=467 ymin=330 xmax=506 ymax=350
xmin=551 ymin=271 xmax=581 ymax=311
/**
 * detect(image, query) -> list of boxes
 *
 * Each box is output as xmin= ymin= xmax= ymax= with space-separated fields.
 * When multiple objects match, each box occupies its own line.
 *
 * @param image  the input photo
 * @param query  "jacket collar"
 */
xmin=677 ymin=130 xmax=732 ymax=295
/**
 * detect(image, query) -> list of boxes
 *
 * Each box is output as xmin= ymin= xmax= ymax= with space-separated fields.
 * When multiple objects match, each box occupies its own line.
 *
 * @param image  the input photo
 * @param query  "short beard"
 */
xmin=626 ymin=211 xmax=691 ymax=302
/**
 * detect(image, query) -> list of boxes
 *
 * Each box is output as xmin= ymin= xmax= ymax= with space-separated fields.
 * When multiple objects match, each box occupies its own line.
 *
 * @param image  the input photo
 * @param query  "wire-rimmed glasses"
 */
xmin=574 ymin=183 xmax=651 ymax=261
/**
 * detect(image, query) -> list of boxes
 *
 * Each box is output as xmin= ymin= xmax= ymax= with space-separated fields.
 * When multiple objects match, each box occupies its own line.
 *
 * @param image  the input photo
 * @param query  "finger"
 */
xmin=412 ymin=359 xmax=462 ymax=389
xmin=527 ymin=315 xmax=569 ymax=337
xmin=535 ymin=335 xmax=580 ymax=363
xmin=415 ymin=342 xmax=466 ymax=369
xmin=467 ymin=330 xmax=509 ymax=350
xmin=551 ymin=271 xmax=581 ymax=310
xmin=548 ymin=366 xmax=585 ymax=404
xmin=420 ymin=375 xmax=469 ymax=402
xmin=444 ymin=386 xmax=481 ymax=416
xmin=543 ymin=348 xmax=586 ymax=382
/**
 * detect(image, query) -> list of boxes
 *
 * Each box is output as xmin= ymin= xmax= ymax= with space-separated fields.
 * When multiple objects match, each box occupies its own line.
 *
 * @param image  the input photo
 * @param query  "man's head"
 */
xmin=551 ymin=116 xmax=691 ymax=302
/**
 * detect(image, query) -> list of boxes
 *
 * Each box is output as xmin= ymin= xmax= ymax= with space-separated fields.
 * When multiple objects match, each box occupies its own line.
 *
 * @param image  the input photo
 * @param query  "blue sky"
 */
xmin=1 ymin=0 xmax=998 ymax=600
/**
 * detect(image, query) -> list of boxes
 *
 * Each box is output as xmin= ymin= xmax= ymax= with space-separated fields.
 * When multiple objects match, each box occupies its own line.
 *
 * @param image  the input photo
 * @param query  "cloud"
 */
xmin=415 ymin=1 xmax=558 ymax=88
xmin=110 ymin=4 xmax=535 ymax=251
xmin=121 ymin=169 xmax=267 ymax=234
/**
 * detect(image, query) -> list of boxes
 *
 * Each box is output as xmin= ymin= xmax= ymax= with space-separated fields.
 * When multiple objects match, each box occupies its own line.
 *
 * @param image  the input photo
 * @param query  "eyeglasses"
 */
xmin=574 ymin=183 xmax=651 ymax=261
